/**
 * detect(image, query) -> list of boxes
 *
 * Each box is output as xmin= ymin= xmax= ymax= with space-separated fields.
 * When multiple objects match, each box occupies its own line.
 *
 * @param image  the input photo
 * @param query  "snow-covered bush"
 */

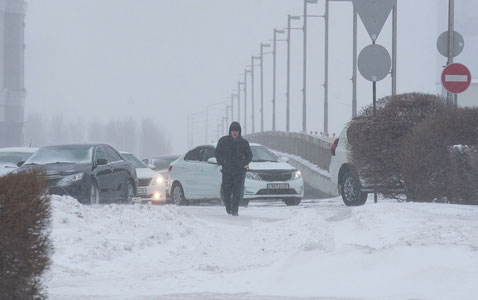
xmin=399 ymin=108 xmax=478 ymax=203
xmin=0 ymin=171 xmax=53 ymax=299
xmin=348 ymin=93 xmax=446 ymax=198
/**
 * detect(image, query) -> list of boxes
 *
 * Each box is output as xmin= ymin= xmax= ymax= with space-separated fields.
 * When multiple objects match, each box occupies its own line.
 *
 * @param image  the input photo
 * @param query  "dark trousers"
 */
xmin=222 ymin=172 xmax=246 ymax=213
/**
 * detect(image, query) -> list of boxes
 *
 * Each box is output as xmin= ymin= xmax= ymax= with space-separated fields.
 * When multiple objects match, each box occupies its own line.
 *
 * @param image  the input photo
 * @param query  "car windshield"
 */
xmin=123 ymin=153 xmax=148 ymax=168
xmin=24 ymin=146 xmax=93 ymax=165
xmin=151 ymin=156 xmax=179 ymax=170
xmin=0 ymin=152 xmax=34 ymax=167
xmin=251 ymin=146 xmax=279 ymax=162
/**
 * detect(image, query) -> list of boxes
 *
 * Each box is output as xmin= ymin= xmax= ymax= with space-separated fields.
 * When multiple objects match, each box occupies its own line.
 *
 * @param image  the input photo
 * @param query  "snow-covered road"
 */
xmin=47 ymin=196 xmax=478 ymax=300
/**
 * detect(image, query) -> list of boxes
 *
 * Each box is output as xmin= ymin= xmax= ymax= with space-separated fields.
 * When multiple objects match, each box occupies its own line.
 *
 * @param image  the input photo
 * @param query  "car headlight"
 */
xmin=246 ymin=172 xmax=261 ymax=181
xmin=153 ymin=175 xmax=165 ymax=185
xmin=293 ymin=170 xmax=302 ymax=180
xmin=58 ymin=173 xmax=84 ymax=186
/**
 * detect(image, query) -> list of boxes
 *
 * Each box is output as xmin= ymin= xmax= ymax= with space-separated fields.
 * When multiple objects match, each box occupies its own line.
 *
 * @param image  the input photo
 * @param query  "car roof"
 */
xmin=0 ymin=147 xmax=38 ymax=153
xmin=198 ymin=143 xmax=263 ymax=148
xmin=149 ymin=154 xmax=180 ymax=159
xmin=41 ymin=144 xmax=106 ymax=149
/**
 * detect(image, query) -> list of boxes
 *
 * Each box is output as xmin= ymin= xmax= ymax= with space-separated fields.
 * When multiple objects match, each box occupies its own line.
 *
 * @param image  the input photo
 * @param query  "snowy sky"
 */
xmin=24 ymin=0 xmax=477 ymax=153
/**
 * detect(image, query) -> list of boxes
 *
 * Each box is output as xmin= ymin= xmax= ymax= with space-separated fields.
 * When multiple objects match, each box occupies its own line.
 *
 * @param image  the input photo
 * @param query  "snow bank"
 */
xmin=47 ymin=196 xmax=478 ymax=300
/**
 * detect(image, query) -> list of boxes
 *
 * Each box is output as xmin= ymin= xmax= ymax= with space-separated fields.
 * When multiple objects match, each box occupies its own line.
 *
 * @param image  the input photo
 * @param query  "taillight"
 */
xmin=331 ymin=138 xmax=339 ymax=156
xmin=168 ymin=165 xmax=172 ymax=172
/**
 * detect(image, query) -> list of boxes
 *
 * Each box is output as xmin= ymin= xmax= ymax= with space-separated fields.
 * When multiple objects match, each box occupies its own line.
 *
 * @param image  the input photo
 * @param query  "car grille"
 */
xmin=138 ymin=178 xmax=152 ymax=187
xmin=257 ymin=172 xmax=293 ymax=182
xmin=256 ymin=189 xmax=297 ymax=195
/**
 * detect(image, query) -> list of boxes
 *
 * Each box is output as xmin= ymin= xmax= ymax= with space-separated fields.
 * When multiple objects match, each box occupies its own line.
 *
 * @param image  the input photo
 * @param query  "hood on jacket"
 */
xmin=229 ymin=122 xmax=242 ymax=137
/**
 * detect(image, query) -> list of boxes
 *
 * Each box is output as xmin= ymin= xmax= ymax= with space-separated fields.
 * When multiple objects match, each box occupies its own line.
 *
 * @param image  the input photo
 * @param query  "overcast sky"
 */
xmin=24 ymin=0 xmax=477 ymax=154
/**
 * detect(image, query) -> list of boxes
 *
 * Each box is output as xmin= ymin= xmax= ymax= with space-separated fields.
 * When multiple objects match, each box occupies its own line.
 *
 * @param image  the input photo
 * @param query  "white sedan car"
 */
xmin=0 ymin=147 xmax=38 ymax=177
xmin=168 ymin=143 xmax=304 ymax=206
xmin=121 ymin=152 xmax=168 ymax=203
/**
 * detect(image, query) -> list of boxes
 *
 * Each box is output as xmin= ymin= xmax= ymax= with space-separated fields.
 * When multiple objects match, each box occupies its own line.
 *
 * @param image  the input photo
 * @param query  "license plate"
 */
xmin=267 ymin=183 xmax=289 ymax=189
xmin=137 ymin=187 xmax=147 ymax=195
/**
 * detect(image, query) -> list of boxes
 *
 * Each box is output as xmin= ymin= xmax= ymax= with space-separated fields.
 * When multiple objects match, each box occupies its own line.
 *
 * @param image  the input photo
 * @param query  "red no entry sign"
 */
xmin=441 ymin=63 xmax=472 ymax=94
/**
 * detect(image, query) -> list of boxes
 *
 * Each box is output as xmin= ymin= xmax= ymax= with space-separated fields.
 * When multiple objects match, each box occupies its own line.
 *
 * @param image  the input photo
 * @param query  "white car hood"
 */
xmin=248 ymin=161 xmax=296 ymax=171
xmin=135 ymin=168 xmax=158 ymax=180
xmin=0 ymin=167 xmax=15 ymax=177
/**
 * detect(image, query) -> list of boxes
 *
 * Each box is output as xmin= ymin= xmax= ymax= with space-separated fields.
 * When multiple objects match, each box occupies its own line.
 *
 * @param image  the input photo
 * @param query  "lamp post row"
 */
xmin=192 ymin=0 xmax=398 ymax=149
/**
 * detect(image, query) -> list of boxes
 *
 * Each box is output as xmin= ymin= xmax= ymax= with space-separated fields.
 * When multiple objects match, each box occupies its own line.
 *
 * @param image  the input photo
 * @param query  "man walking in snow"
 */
xmin=215 ymin=122 xmax=252 ymax=216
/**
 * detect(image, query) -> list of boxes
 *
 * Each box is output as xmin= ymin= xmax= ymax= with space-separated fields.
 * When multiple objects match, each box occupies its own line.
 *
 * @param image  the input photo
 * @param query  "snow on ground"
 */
xmin=47 ymin=196 xmax=478 ymax=300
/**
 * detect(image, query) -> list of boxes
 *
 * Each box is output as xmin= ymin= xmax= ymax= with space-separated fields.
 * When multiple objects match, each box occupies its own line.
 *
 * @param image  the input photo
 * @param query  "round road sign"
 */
xmin=358 ymin=44 xmax=391 ymax=82
xmin=437 ymin=31 xmax=464 ymax=58
xmin=441 ymin=63 xmax=471 ymax=94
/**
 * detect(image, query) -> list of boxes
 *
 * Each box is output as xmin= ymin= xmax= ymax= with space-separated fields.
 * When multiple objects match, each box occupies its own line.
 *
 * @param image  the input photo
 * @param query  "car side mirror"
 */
xmin=208 ymin=157 xmax=218 ymax=164
xmin=280 ymin=157 xmax=289 ymax=163
xmin=142 ymin=159 xmax=149 ymax=165
xmin=17 ymin=161 xmax=25 ymax=167
xmin=96 ymin=158 xmax=108 ymax=166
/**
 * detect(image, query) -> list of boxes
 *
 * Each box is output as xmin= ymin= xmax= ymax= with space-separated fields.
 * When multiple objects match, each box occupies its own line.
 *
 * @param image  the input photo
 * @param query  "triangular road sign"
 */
xmin=353 ymin=0 xmax=394 ymax=42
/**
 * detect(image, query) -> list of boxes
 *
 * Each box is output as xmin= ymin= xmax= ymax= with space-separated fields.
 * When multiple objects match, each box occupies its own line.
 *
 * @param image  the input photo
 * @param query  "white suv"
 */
xmin=168 ymin=143 xmax=304 ymax=206
xmin=329 ymin=127 xmax=369 ymax=206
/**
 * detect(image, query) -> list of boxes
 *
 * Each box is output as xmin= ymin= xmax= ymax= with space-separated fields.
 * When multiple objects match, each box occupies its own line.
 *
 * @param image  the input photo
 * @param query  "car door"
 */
xmin=199 ymin=146 xmax=222 ymax=199
xmin=104 ymin=145 xmax=129 ymax=200
xmin=93 ymin=146 xmax=114 ymax=200
xmin=179 ymin=147 xmax=203 ymax=199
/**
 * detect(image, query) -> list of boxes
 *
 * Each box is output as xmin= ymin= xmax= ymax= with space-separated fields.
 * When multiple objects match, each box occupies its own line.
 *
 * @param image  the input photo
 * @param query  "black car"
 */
xmin=16 ymin=144 xmax=137 ymax=204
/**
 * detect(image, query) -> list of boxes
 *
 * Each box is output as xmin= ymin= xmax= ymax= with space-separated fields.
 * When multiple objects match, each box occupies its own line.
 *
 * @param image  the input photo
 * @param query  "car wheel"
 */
xmin=90 ymin=182 xmax=100 ymax=205
xmin=123 ymin=181 xmax=135 ymax=204
xmin=341 ymin=171 xmax=367 ymax=206
xmin=172 ymin=183 xmax=189 ymax=206
xmin=284 ymin=198 xmax=301 ymax=206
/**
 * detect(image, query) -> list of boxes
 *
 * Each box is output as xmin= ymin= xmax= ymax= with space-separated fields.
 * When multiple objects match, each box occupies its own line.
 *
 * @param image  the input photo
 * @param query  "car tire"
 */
xmin=90 ymin=182 xmax=100 ymax=205
xmin=172 ymin=183 xmax=189 ymax=206
xmin=123 ymin=181 xmax=135 ymax=204
xmin=284 ymin=198 xmax=301 ymax=206
xmin=341 ymin=171 xmax=367 ymax=206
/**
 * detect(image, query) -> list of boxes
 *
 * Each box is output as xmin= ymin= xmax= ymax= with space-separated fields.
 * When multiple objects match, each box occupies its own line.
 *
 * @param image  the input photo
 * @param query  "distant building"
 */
xmin=0 ymin=0 xmax=27 ymax=147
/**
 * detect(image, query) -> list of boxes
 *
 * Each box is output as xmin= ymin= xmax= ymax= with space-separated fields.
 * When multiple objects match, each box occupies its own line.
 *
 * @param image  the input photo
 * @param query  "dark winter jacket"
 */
xmin=215 ymin=122 xmax=253 ymax=175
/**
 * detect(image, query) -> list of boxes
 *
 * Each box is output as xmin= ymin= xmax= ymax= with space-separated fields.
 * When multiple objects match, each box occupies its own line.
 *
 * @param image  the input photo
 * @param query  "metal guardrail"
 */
xmin=245 ymin=131 xmax=334 ymax=171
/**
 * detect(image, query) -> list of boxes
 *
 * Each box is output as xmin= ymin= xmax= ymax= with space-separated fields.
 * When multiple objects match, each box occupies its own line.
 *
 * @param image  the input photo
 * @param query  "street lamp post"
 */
xmin=273 ymin=29 xmax=285 ymax=131
xmin=286 ymin=15 xmax=301 ymax=132
xmin=230 ymin=93 xmax=236 ymax=122
xmin=244 ymin=70 xmax=251 ymax=134
xmin=225 ymin=105 xmax=231 ymax=129
xmin=251 ymin=56 xmax=258 ymax=133
xmin=205 ymin=102 xmax=226 ymax=144
xmin=260 ymin=43 xmax=271 ymax=132
xmin=302 ymin=0 xmax=318 ymax=133
xmin=324 ymin=0 xmax=329 ymax=135
xmin=238 ymin=81 xmax=244 ymax=123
